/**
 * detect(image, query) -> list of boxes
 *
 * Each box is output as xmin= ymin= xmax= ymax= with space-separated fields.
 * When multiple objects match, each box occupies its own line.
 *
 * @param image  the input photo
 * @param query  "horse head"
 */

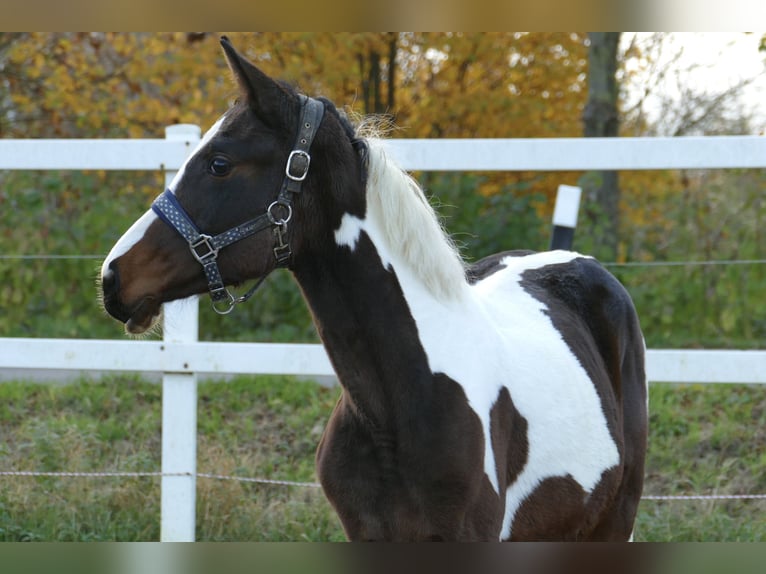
xmin=100 ymin=37 xmax=365 ymax=333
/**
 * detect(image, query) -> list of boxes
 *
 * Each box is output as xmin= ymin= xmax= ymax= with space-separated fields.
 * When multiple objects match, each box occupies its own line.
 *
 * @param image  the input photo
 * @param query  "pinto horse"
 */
xmin=101 ymin=37 xmax=647 ymax=541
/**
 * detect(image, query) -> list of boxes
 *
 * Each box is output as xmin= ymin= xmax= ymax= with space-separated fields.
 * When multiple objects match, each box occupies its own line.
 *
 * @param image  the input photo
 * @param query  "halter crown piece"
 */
xmin=151 ymin=95 xmax=325 ymax=314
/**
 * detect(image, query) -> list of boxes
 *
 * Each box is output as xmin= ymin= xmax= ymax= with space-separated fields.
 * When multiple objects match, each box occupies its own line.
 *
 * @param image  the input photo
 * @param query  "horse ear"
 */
xmin=220 ymin=36 xmax=293 ymax=124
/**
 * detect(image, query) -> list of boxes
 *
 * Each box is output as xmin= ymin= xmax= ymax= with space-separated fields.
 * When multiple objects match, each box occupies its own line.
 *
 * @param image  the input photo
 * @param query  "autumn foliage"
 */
xmin=1 ymin=33 xmax=588 ymax=197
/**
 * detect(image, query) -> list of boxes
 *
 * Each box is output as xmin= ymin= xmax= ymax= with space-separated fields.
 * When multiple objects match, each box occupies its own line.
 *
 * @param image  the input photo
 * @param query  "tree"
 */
xmin=616 ymin=32 xmax=764 ymax=264
xmin=620 ymin=33 xmax=761 ymax=138
xmin=357 ymin=32 xmax=397 ymax=115
xmin=579 ymin=32 xmax=621 ymax=261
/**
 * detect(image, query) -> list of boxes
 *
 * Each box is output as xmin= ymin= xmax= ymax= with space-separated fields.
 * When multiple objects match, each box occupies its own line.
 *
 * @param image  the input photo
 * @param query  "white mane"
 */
xmin=363 ymin=139 xmax=467 ymax=302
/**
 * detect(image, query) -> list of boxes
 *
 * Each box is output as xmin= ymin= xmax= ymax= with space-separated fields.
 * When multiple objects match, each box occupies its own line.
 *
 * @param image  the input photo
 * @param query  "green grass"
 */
xmin=635 ymin=383 xmax=766 ymax=542
xmin=0 ymin=376 xmax=764 ymax=541
xmin=0 ymin=375 xmax=345 ymax=542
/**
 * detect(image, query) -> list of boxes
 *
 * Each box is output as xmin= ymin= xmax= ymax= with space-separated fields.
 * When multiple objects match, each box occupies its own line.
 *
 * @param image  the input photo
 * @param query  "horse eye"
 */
xmin=208 ymin=156 xmax=232 ymax=177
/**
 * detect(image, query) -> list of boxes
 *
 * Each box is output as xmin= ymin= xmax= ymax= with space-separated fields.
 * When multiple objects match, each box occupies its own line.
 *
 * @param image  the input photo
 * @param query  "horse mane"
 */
xmin=360 ymin=136 xmax=467 ymax=302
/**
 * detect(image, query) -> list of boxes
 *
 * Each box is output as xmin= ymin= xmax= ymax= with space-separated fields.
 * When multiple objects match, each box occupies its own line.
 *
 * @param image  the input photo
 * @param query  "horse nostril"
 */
xmin=101 ymin=263 xmax=134 ymax=324
xmin=101 ymin=264 xmax=120 ymax=298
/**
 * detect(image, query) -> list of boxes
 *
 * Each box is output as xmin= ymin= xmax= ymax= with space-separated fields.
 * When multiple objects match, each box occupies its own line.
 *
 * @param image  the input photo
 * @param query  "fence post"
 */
xmin=160 ymin=124 xmax=201 ymax=542
xmin=550 ymin=184 xmax=582 ymax=251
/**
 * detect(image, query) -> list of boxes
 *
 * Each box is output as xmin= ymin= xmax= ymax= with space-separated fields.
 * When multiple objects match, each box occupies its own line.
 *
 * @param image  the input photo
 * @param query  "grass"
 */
xmin=0 ymin=375 xmax=764 ymax=541
xmin=0 ymin=375 xmax=345 ymax=542
xmin=635 ymin=383 xmax=766 ymax=542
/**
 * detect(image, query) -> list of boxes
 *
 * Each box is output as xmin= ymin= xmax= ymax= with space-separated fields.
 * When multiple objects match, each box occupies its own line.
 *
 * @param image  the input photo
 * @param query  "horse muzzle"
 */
xmin=101 ymin=262 xmax=161 ymax=334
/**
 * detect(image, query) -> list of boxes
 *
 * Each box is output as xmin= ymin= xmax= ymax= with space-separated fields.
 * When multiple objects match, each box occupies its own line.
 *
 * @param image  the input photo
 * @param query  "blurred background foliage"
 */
xmin=1 ymin=32 xmax=765 ymax=348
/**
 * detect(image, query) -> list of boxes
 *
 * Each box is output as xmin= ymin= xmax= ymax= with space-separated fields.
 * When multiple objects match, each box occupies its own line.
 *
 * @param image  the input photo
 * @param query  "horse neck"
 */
xmin=292 ymin=235 xmax=438 ymax=429
xmin=290 ymin=140 xmax=467 ymax=428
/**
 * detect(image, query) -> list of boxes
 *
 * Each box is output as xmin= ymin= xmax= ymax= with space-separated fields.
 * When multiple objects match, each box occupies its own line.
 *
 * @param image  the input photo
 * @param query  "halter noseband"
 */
xmin=151 ymin=95 xmax=325 ymax=314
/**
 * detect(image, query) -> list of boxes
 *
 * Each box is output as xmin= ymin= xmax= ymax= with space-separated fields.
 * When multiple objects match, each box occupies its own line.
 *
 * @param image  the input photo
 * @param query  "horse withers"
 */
xmin=101 ymin=37 xmax=647 ymax=541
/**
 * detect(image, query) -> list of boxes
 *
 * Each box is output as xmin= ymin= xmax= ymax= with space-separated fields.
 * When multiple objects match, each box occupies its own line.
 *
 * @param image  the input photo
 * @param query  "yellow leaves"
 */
xmin=28 ymin=52 xmax=45 ymax=79
xmin=109 ymin=33 xmax=133 ymax=57
xmin=617 ymin=169 xmax=685 ymax=263
xmin=55 ymin=37 xmax=72 ymax=53
xmin=10 ymin=92 xmax=32 ymax=109
xmin=3 ymin=33 xmax=232 ymax=139
xmin=5 ymin=32 xmax=589 ymax=203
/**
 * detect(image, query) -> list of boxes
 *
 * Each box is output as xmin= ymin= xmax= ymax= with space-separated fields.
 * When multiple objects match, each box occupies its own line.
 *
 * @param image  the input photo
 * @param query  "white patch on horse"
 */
xmin=100 ymin=208 xmax=157 ymax=278
xmin=334 ymin=214 xmax=365 ymax=251
xmin=337 ymin=142 xmax=620 ymax=541
xmin=101 ymin=115 xmax=227 ymax=281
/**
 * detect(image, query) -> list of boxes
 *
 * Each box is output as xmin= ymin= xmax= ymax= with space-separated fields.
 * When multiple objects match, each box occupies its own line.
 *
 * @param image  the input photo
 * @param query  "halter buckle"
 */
xmin=190 ymin=234 xmax=219 ymax=264
xmin=285 ymin=150 xmax=311 ymax=181
xmin=273 ymin=224 xmax=291 ymax=267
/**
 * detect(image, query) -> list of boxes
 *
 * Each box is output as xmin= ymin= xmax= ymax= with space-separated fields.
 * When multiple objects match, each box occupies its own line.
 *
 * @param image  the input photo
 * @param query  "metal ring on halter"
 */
xmin=267 ymin=201 xmax=293 ymax=226
xmin=211 ymin=289 xmax=237 ymax=315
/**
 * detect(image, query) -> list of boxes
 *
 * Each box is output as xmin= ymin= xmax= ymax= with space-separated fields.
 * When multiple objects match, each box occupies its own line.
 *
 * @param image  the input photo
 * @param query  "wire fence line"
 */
xmin=0 ymin=254 xmax=104 ymax=260
xmin=1 ymin=469 xmax=765 ymax=502
xmin=602 ymin=259 xmax=766 ymax=268
xmin=0 ymin=470 xmax=320 ymax=489
xmin=640 ymin=493 xmax=766 ymax=501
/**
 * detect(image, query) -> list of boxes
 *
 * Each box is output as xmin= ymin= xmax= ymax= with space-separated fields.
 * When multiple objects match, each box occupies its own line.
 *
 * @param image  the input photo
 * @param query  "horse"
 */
xmin=100 ymin=36 xmax=647 ymax=541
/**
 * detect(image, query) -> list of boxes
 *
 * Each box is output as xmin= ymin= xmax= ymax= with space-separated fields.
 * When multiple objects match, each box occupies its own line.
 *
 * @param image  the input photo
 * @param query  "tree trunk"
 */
xmin=359 ymin=33 xmax=398 ymax=116
xmin=387 ymin=33 xmax=397 ymax=112
xmin=580 ymin=32 xmax=621 ymax=260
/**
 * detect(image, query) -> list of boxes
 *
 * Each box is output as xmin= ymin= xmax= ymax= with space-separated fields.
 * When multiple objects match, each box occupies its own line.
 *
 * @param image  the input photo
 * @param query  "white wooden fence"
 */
xmin=1 ymin=127 xmax=765 ymax=541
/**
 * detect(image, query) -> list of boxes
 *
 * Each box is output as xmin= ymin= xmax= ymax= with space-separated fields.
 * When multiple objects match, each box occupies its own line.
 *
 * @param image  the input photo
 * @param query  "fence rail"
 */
xmin=1 ymin=128 xmax=765 ymax=541
xmin=3 ymin=134 xmax=766 ymax=172
xmin=2 ymin=338 xmax=766 ymax=385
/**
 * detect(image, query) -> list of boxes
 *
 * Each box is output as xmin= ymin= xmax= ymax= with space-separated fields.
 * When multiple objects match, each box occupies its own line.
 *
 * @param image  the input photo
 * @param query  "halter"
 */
xmin=151 ymin=95 xmax=325 ymax=314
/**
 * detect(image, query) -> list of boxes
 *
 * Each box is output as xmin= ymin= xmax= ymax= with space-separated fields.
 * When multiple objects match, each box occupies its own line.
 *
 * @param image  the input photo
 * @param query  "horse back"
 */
xmin=469 ymin=249 xmax=645 ymax=405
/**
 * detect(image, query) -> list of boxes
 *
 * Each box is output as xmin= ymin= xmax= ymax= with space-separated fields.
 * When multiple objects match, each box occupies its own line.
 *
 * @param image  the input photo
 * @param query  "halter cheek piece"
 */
xmin=151 ymin=95 xmax=325 ymax=315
